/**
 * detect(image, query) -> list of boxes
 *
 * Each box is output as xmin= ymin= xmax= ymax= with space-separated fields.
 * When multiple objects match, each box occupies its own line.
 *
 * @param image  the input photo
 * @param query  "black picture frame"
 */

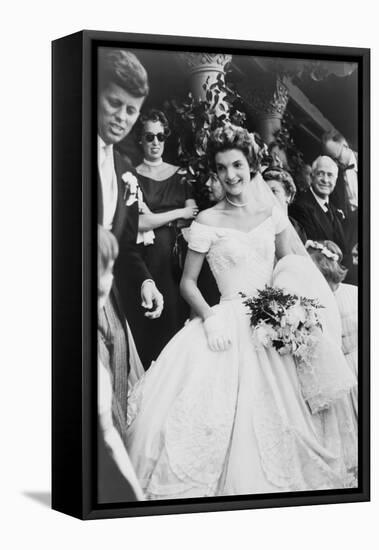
xmin=52 ymin=30 xmax=370 ymax=520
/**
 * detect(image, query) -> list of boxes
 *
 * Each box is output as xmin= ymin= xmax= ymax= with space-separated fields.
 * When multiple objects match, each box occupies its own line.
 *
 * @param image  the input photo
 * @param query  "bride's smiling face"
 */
xmin=215 ymin=149 xmax=251 ymax=196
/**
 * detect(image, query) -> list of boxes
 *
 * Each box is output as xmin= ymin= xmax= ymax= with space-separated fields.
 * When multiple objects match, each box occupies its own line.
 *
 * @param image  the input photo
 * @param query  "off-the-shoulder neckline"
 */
xmin=192 ymin=215 xmax=274 ymax=235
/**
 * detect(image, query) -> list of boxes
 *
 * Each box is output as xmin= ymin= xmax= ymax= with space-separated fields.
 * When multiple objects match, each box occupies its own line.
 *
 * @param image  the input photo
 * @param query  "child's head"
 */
xmin=306 ymin=240 xmax=347 ymax=289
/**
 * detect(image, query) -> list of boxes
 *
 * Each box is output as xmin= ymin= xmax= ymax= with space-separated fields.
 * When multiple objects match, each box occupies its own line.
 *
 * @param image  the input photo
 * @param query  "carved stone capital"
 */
xmin=178 ymin=52 xmax=232 ymax=75
xmin=177 ymin=52 xmax=233 ymax=108
xmin=240 ymin=76 xmax=289 ymax=120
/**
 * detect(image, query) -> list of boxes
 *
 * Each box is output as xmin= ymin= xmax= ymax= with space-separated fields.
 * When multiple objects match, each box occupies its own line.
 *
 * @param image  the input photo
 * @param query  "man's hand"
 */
xmin=141 ymin=280 xmax=164 ymax=319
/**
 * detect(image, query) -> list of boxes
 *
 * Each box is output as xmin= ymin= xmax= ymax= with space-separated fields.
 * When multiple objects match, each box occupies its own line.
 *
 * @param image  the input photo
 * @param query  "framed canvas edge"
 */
xmin=53 ymin=30 xmax=370 ymax=521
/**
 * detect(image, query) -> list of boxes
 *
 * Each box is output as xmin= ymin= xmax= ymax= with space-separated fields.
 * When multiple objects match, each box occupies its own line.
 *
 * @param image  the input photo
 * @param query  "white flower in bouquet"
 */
xmin=286 ymin=302 xmax=306 ymax=328
xmin=296 ymin=343 xmax=308 ymax=357
xmin=278 ymin=343 xmax=292 ymax=355
xmin=284 ymin=326 xmax=294 ymax=341
xmin=280 ymin=316 xmax=287 ymax=328
xmin=254 ymin=323 xmax=277 ymax=347
xmin=308 ymin=325 xmax=323 ymax=342
xmin=304 ymin=307 xmax=320 ymax=329
xmin=269 ymin=300 xmax=280 ymax=315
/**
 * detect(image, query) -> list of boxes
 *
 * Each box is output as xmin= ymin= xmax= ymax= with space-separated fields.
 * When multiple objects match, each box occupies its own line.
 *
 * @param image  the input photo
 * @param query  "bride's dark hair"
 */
xmin=207 ymin=124 xmax=259 ymax=175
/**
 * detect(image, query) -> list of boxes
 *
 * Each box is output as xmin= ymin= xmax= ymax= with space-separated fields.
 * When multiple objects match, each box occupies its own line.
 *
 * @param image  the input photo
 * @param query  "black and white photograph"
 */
xmin=96 ymin=42 xmax=364 ymax=506
xmin=4 ymin=0 xmax=379 ymax=540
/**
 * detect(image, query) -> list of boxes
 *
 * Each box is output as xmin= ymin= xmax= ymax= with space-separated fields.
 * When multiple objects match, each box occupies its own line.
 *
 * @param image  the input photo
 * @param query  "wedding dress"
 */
xmin=126 ymin=206 xmax=357 ymax=499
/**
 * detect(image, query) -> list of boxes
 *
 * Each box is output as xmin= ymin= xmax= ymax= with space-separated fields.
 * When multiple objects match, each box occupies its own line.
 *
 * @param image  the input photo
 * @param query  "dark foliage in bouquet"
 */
xmin=164 ymin=73 xmax=248 ymax=210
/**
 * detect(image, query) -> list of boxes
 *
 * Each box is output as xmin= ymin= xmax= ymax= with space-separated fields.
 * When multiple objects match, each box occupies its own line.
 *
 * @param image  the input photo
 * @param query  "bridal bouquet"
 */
xmin=240 ymin=286 xmax=324 ymax=365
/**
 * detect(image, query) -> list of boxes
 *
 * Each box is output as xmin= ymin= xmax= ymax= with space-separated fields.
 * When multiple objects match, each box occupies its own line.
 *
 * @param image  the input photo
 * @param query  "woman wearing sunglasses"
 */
xmin=133 ymin=109 xmax=199 ymax=368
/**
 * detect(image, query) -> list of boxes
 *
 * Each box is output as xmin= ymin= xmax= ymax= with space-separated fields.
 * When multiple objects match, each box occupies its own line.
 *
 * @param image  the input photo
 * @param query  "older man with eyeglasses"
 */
xmin=289 ymin=155 xmax=347 ymax=260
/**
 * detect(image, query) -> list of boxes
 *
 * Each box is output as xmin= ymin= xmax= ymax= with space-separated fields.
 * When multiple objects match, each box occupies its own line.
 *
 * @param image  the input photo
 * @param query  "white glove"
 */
xmin=203 ymin=314 xmax=232 ymax=352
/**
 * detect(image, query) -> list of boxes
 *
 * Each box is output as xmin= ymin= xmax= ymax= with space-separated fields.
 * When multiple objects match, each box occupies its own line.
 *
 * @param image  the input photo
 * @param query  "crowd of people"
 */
xmin=97 ymin=48 xmax=358 ymax=502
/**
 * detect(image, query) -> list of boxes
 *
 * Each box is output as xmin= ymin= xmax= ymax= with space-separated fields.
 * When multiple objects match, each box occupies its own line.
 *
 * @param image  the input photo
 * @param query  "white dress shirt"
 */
xmin=98 ymin=136 xmax=156 ymax=293
xmin=98 ymin=136 xmax=118 ymax=230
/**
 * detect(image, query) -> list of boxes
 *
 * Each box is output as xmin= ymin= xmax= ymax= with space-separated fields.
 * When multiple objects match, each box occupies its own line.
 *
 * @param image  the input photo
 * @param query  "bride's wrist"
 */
xmin=202 ymin=310 xmax=215 ymax=322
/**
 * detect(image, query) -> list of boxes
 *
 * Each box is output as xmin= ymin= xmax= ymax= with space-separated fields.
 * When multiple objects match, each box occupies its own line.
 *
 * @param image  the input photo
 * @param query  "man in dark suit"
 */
xmin=289 ymin=155 xmax=347 ymax=257
xmin=97 ymin=48 xmax=163 ymax=318
xmin=97 ymin=49 xmax=163 ymax=502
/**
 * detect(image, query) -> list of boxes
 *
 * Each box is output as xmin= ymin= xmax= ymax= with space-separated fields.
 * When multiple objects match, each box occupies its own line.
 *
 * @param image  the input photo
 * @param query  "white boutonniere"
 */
xmin=122 ymin=171 xmax=139 ymax=206
xmin=336 ymin=209 xmax=345 ymax=220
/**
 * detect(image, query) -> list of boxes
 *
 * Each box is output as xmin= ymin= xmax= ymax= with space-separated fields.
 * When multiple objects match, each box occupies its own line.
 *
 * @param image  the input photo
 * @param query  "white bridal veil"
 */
xmin=250 ymin=171 xmax=356 ymax=412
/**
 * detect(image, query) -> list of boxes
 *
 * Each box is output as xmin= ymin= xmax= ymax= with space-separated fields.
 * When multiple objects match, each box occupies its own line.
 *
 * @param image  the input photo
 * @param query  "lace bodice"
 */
xmin=188 ymin=206 xmax=288 ymax=300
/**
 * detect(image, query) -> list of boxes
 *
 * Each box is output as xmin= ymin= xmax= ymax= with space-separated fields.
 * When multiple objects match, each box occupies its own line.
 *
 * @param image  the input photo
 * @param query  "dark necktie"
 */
xmin=324 ymin=203 xmax=334 ymax=223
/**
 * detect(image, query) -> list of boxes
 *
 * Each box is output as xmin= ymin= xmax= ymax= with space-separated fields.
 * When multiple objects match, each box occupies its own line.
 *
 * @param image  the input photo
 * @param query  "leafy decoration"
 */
xmin=164 ymin=73 xmax=247 ymax=209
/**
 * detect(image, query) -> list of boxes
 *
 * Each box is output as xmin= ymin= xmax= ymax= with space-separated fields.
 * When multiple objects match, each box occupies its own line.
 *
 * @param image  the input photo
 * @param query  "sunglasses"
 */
xmin=143 ymin=132 xmax=167 ymax=143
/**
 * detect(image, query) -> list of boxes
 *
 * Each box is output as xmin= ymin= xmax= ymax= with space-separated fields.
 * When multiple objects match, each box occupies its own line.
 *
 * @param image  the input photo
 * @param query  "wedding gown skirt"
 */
xmin=127 ymin=213 xmax=357 ymax=499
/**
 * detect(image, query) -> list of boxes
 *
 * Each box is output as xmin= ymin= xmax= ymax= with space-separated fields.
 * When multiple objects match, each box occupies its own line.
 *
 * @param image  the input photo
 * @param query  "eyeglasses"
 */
xmin=143 ymin=132 xmax=167 ymax=143
xmin=315 ymin=170 xmax=336 ymax=178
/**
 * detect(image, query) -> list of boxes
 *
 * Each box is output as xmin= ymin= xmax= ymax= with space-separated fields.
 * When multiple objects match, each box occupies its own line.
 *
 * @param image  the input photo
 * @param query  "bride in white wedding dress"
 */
xmin=126 ymin=125 xmax=357 ymax=500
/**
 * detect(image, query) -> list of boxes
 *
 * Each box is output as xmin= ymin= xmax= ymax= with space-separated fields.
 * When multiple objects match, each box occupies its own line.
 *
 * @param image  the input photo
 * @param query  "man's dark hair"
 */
xmin=98 ymin=48 xmax=149 ymax=98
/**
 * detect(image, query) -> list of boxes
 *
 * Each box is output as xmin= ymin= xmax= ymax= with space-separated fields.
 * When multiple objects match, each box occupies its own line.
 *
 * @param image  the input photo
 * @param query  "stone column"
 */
xmin=178 ymin=52 xmax=232 ymax=113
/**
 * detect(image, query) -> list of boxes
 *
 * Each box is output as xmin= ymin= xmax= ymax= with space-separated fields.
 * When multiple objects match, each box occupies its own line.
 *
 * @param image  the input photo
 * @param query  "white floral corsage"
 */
xmin=336 ymin=208 xmax=346 ymax=220
xmin=122 ymin=171 xmax=139 ymax=206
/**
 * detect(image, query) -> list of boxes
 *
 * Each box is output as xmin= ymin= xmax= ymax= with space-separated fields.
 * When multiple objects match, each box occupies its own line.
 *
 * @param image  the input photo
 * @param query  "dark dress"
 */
xmin=129 ymin=170 xmax=194 ymax=369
